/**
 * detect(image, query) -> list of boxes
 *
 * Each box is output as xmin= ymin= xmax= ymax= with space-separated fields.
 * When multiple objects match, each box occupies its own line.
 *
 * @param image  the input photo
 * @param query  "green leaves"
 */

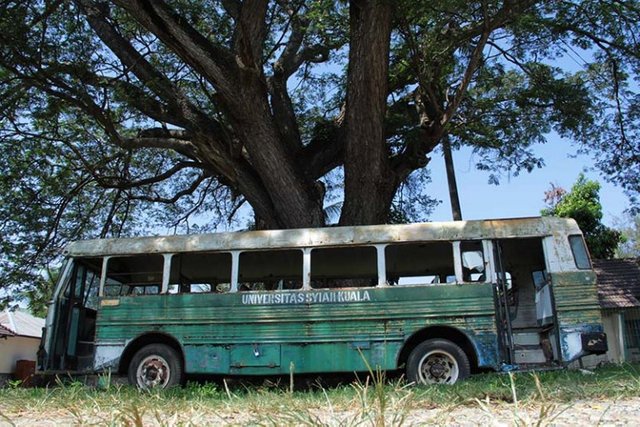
xmin=1 ymin=0 xmax=639 ymax=304
xmin=542 ymin=175 xmax=622 ymax=259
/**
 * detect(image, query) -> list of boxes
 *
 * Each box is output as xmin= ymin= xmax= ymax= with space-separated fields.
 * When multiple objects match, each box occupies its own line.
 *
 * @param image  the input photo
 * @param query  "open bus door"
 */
xmin=492 ymin=241 xmax=514 ymax=365
xmin=533 ymin=270 xmax=554 ymax=326
xmin=40 ymin=258 xmax=100 ymax=372
xmin=492 ymin=238 xmax=561 ymax=368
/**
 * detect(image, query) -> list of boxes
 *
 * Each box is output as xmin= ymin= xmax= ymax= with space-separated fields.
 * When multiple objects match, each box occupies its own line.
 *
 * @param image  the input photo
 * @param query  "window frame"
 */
xmin=568 ymin=234 xmax=592 ymax=269
xmin=309 ymin=245 xmax=380 ymax=289
xmin=384 ymin=241 xmax=456 ymax=287
xmin=95 ymin=238 xmax=501 ymax=296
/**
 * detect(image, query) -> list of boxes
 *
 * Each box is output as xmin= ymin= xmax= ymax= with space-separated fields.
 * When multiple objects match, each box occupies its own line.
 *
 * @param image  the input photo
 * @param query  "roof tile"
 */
xmin=0 ymin=324 xmax=15 ymax=337
xmin=593 ymin=258 xmax=640 ymax=309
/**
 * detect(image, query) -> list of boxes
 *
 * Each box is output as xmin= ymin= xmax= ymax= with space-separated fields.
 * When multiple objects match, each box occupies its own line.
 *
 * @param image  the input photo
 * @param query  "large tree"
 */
xmin=542 ymin=175 xmax=622 ymax=259
xmin=614 ymin=213 xmax=640 ymax=258
xmin=1 ymin=1 xmax=639 ymax=300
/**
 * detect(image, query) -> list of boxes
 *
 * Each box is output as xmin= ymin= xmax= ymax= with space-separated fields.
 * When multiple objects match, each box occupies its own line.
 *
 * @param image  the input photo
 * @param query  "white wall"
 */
xmin=580 ymin=312 xmax=622 ymax=367
xmin=0 ymin=336 xmax=40 ymax=374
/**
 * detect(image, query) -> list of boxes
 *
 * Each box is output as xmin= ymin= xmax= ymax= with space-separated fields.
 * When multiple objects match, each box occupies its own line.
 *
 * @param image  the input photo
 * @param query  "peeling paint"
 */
xmin=470 ymin=332 xmax=500 ymax=368
xmin=94 ymin=344 xmax=125 ymax=371
xmin=44 ymin=216 xmax=605 ymax=379
xmin=558 ymin=324 xmax=605 ymax=362
xmin=97 ymin=284 xmax=498 ymax=375
xmin=64 ymin=217 xmax=582 ymax=258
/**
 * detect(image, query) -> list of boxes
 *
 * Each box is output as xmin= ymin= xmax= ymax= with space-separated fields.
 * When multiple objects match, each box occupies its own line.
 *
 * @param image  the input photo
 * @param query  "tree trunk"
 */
xmin=231 ymin=76 xmax=325 ymax=229
xmin=443 ymin=136 xmax=463 ymax=221
xmin=340 ymin=0 xmax=396 ymax=226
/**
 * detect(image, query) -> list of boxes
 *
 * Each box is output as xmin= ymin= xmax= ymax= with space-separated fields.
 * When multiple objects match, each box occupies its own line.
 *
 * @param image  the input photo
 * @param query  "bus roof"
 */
xmin=63 ymin=216 xmax=582 ymax=257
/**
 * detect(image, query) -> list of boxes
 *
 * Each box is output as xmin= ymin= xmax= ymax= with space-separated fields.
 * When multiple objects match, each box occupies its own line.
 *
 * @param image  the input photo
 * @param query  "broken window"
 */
xmin=385 ymin=242 xmax=454 ymax=286
xmin=103 ymin=255 xmax=164 ymax=296
xmin=311 ymin=246 xmax=377 ymax=288
xmin=63 ymin=258 xmax=101 ymax=308
xmin=461 ymin=241 xmax=486 ymax=282
xmin=238 ymin=250 xmax=303 ymax=291
xmin=168 ymin=252 xmax=232 ymax=294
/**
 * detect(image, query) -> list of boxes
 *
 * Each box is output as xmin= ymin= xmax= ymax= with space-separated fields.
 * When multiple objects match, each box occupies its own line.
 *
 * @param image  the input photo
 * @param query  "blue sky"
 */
xmin=426 ymin=137 xmax=628 ymax=227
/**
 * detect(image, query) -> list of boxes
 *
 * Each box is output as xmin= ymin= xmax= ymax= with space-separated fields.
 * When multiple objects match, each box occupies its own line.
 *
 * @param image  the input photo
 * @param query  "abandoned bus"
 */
xmin=38 ymin=217 xmax=607 ymax=388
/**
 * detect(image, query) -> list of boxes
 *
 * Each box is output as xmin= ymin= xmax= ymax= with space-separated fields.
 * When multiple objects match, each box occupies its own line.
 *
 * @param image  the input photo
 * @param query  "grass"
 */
xmin=0 ymin=363 xmax=639 ymax=425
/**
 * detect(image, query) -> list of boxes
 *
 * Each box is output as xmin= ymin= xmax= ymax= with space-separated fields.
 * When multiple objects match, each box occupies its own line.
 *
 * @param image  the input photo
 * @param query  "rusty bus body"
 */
xmin=38 ymin=217 xmax=607 ymax=388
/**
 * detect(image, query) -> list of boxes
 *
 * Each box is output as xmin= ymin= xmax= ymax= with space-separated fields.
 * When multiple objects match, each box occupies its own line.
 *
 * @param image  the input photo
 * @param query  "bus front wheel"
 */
xmin=406 ymin=339 xmax=470 ymax=385
xmin=128 ymin=344 xmax=183 ymax=389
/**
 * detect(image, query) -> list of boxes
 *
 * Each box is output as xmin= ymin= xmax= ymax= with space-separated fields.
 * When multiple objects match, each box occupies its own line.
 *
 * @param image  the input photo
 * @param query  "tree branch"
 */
xmin=138 ymin=128 xmax=192 ymax=140
xmin=440 ymin=28 xmax=491 ymax=128
xmin=76 ymin=0 xmax=187 ymax=105
xmin=265 ymin=1 xmax=306 ymax=153
xmin=110 ymin=0 xmax=237 ymax=94
xmin=76 ymin=0 xmax=228 ymax=136
xmin=128 ymin=174 xmax=210 ymax=204
xmin=221 ymin=0 xmax=241 ymax=20
xmin=392 ymin=0 xmax=534 ymax=178
xmin=299 ymin=117 xmax=344 ymax=179
xmin=234 ymin=0 xmax=269 ymax=68
xmin=122 ymin=136 xmax=196 ymax=154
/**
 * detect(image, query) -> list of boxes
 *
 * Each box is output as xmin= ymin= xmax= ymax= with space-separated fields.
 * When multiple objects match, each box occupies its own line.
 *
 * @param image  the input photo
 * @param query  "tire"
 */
xmin=128 ymin=344 xmax=183 ymax=390
xmin=406 ymin=339 xmax=470 ymax=385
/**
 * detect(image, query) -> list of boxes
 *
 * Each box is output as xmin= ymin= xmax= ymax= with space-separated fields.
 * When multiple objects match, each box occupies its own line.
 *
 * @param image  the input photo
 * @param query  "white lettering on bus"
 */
xmin=241 ymin=290 xmax=372 ymax=305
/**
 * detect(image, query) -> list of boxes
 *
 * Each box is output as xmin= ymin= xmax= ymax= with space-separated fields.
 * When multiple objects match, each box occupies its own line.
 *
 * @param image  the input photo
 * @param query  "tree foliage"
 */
xmin=542 ymin=174 xmax=622 ymax=259
xmin=613 ymin=213 xmax=640 ymax=258
xmin=1 ymin=0 xmax=639 ymax=302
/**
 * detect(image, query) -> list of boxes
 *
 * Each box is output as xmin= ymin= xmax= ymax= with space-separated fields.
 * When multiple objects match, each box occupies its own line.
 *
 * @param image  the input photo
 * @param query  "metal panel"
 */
xmin=65 ymin=217 xmax=580 ymax=258
xmin=95 ymin=284 xmax=498 ymax=375
xmin=230 ymin=344 xmax=281 ymax=368
xmin=66 ymin=307 xmax=80 ymax=357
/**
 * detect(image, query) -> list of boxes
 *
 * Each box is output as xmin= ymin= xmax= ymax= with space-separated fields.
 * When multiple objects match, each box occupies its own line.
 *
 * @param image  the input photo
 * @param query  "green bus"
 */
xmin=38 ymin=217 xmax=607 ymax=388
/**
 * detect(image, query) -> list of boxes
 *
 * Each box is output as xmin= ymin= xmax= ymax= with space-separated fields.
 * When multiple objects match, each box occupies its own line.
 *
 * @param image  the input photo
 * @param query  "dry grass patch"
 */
xmin=0 ymin=363 xmax=638 ymax=425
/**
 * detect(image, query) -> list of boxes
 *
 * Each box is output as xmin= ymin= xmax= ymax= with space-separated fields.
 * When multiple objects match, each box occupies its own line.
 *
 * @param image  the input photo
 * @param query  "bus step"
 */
xmin=77 ymin=355 xmax=94 ymax=371
xmin=514 ymin=347 xmax=547 ymax=364
xmin=512 ymin=331 xmax=540 ymax=346
xmin=513 ymin=363 xmax=562 ymax=373
xmin=77 ymin=341 xmax=95 ymax=358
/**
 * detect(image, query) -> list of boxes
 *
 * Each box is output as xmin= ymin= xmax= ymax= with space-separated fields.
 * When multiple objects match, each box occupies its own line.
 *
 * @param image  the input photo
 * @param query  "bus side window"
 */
xmin=126 ymin=285 xmax=160 ymax=295
xmin=169 ymin=252 xmax=232 ymax=294
xmin=385 ymin=242 xmax=454 ymax=286
xmin=104 ymin=255 xmax=164 ymax=296
xmin=189 ymin=284 xmax=211 ymax=293
xmin=311 ymin=246 xmax=377 ymax=289
xmin=103 ymin=277 xmax=122 ymax=296
xmin=461 ymin=241 xmax=486 ymax=283
xmin=238 ymin=250 xmax=303 ymax=291
xmin=532 ymin=270 xmax=548 ymax=291
xmin=83 ymin=266 xmax=101 ymax=310
xmin=568 ymin=235 xmax=591 ymax=269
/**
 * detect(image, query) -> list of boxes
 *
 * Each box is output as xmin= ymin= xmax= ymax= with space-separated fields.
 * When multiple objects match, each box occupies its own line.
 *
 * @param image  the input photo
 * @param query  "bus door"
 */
xmin=492 ymin=241 xmax=514 ymax=365
xmin=533 ymin=270 xmax=554 ymax=326
xmin=44 ymin=259 xmax=100 ymax=371
xmin=493 ymin=238 xmax=558 ymax=367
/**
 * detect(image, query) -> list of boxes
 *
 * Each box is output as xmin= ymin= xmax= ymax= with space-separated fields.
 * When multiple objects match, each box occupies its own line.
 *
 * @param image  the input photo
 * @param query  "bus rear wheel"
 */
xmin=406 ymin=339 xmax=470 ymax=385
xmin=128 ymin=344 xmax=183 ymax=390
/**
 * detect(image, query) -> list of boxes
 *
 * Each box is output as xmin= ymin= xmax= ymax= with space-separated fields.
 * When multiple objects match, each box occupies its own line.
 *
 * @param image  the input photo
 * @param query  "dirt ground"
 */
xmin=403 ymin=397 xmax=640 ymax=425
xmin=2 ymin=396 xmax=639 ymax=425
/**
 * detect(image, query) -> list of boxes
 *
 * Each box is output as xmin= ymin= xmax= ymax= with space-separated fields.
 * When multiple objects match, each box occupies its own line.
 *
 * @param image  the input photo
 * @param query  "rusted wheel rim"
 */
xmin=136 ymin=355 xmax=171 ymax=389
xmin=417 ymin=350 xmax=459 ymax=384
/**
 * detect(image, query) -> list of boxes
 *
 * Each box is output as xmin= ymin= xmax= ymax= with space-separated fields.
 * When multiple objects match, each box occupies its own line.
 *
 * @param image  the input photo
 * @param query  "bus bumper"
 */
xmin=558 ymin=325 xmax=607 ymax=362
xmin=581 ymin=332 xmax=607 ymax=355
